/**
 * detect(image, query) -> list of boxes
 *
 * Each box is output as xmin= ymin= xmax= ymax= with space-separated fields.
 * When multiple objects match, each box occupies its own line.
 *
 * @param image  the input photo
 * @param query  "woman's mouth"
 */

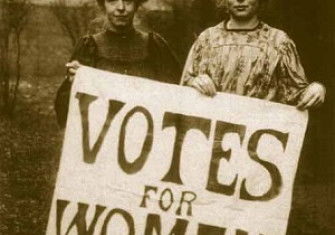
xmin=234 ymin=5 xmax=248 ymax=11
xmin=114 ymin=15 xmax=128 ymax=19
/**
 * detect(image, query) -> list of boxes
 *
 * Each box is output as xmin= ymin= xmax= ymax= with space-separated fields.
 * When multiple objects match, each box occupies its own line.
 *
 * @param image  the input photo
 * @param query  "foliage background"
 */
xmin=0 ymin=0 xmax=334 ymax=234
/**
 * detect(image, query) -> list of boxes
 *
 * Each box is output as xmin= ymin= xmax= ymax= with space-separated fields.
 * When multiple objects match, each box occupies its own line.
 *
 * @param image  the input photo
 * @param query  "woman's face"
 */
xmin=104 ymin=0 xmax=137 ymax=32
xmin=227 ymin=0 xmax=260 ymax=21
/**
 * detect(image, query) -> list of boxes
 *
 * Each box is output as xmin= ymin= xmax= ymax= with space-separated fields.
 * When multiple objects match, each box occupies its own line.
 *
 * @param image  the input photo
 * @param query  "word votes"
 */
xmin=76 ymin=92 xmax=289 ymax=202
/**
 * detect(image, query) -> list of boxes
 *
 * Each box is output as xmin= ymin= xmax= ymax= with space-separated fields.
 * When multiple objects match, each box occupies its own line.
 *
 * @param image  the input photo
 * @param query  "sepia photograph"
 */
xmin=0 ymin=0 xmax=334 ymax=234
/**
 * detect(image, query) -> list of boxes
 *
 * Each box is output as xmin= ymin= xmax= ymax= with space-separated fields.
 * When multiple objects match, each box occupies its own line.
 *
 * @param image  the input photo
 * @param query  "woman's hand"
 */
xmin=188 ymin=74 xmax=217 ymax=97
xmin=66 ymin=60 xmax=82 ymax=82
xmin=297 ymin=82 xmax=326 ymax=110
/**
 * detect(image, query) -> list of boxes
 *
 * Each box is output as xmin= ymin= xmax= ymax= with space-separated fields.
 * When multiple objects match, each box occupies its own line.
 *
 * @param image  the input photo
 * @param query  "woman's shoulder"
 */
xmin=70 ymin=35 xmax=98 ymax=65
xmin=72 ymin=35 xmax=97 ymax=56
xmin=149 ymin=31 xmax=167 ymax=43
xmin=192 ymin=22 xmax=224 ymax=47
xmin=148 ymin=31 xmax=175 ymax=51
xmin=261 ymin=23 xmax=295 ymax=48
xmin=75 ymin=35 xmax=97 ymax=49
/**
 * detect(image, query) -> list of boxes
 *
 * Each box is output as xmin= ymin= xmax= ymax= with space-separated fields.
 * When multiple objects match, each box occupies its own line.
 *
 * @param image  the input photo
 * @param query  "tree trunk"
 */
xmin=2 ymin=37 xmax=10 ymax=115
xmin=10 ymin=31 xmax=22 ymax=117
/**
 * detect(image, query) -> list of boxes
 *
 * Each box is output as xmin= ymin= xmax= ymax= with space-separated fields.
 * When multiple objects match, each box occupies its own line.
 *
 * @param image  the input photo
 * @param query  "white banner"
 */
xmin=47 ymin=67 xmax=308 ymax=235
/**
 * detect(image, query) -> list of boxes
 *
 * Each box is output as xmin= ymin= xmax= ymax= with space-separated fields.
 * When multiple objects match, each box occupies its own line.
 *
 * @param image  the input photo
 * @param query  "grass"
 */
xmin=0 ymin=78 xmax=63 ymax=235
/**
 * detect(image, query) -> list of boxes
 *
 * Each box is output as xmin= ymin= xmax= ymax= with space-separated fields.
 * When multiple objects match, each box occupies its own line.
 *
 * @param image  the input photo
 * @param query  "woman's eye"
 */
xmin=105 ymin=0 xmax=133 ymax=2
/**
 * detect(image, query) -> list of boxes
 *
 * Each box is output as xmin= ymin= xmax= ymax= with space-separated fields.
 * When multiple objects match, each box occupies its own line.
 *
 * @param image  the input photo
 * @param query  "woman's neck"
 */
xmin=227 ymin=16 xmax=259 ymax=30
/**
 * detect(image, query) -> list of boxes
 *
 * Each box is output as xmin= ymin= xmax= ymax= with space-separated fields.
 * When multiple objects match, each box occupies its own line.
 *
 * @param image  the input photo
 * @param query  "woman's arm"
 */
xmin=277 ymin=37 xmax=326 ymax=109
xmin=54 ymin=36 xmax=97 ymax=129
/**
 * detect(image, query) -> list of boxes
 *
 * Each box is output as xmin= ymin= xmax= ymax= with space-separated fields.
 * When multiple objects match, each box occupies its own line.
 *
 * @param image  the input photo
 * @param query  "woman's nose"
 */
xmin=116 ymin=0 xmax=125 ymax=10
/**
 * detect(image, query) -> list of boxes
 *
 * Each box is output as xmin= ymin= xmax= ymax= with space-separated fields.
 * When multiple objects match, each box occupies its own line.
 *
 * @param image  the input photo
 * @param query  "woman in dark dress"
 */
xmin=55 ymin=0 xmax=181 ymax=128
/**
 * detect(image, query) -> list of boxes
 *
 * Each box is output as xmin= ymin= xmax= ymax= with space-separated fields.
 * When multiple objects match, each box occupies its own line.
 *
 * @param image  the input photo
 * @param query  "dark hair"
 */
xmin=97 ymin=0 xmax=147 ymax=9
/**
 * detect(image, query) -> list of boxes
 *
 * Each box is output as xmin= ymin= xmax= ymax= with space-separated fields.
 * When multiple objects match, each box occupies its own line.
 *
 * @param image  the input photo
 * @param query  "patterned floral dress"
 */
xmin=181 ymin=21 xmax=309 ymax=105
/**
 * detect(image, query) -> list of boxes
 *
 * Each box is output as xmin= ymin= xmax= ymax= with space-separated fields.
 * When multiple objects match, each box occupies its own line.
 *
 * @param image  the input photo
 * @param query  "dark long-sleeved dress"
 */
xmin=55 ymin=28 xmax=181 ymax=128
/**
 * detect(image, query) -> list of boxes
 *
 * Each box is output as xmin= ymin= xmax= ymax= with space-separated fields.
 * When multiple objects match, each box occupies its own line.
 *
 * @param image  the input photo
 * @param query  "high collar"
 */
xmin=224 ymin=20 xmax=263 ymax=32
xmin=105 ymin=26 xmax=136 ymax=39
xmin=93 ymin=28 xmax=149 ymax=62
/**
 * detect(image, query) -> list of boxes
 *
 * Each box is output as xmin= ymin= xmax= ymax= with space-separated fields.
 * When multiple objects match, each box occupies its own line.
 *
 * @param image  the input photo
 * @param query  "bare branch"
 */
xmin=0 ymin=0 xmax=31 ymax=115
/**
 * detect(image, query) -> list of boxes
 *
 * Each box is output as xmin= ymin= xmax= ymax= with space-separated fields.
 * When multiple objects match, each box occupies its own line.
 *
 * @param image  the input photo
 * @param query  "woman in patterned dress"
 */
xmin=181 ymin=0 xmax=325 ymax=110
